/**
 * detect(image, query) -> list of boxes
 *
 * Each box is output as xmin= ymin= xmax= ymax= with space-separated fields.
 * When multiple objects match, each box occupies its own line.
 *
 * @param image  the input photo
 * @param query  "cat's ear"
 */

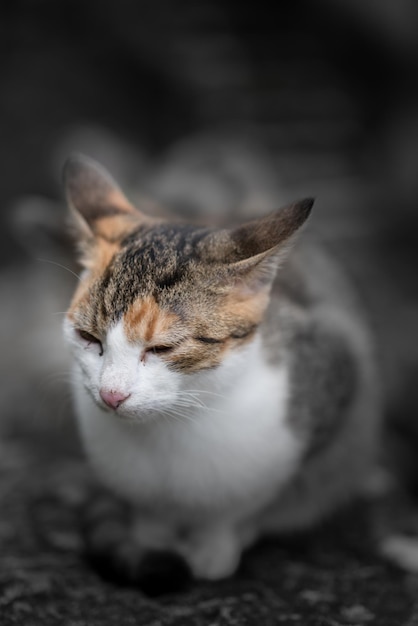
xmin=63 ymin=154 xmax=146 ymax=244
xmin=213 ymin=199 xmax=313 ymax=294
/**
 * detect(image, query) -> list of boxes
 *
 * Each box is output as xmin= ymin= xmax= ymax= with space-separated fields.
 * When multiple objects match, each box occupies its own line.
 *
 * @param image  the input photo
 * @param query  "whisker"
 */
xmin=173 ymin=393 xmax=227 ymax=416
xmin=37 ymin=258 xmax=81 ymax=282
xmin=173 ymin=398 xmax=206 ymax=409
xmin=160 ymin=405 xmax=201 ymax=425
xmin=182 ymin=389 xmax=227 ymax=401
xmin=156 ymin=408 xmax=191 ymax=426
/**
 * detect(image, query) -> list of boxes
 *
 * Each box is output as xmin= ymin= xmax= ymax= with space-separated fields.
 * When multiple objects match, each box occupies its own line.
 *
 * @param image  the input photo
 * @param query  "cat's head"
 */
xmin=63 ymin=155 xmax=313 ymax=422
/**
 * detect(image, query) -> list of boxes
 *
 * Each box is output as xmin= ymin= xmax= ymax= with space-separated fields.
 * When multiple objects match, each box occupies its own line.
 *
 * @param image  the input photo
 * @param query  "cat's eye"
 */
xmin=150 ymin=345 xmax=173 ymax=355
xmin=76 ymin=329 xmax=103 ymax=356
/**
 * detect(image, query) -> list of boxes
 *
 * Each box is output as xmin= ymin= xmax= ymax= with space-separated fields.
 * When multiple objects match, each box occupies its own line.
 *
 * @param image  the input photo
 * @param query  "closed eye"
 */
xmin=149 ymin=345 xmax=174 ymax=355
xmin=195 ymin=336 xmax=224 ymax=345
xmin=76 ymin=329 xmax=103 ymax=356
xmin=140 ymin=345 xmax=175 ymax=363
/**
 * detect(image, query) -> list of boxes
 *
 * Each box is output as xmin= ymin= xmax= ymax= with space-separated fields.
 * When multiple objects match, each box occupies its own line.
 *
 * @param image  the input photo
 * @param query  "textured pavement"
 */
xmin=1 ymin=437 xmax=417 ymax=625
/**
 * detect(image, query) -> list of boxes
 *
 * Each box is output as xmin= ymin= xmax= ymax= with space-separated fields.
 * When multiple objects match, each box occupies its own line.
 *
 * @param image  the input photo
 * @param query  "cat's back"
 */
xmin=259 ymin=238 xmax=381 ymax=529
xmin=265 ymin=238 xmax=375 ymax=364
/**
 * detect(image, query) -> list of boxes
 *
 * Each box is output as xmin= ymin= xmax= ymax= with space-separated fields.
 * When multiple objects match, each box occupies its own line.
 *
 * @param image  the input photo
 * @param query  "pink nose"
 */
xmin=99 ymin=389 xmax=130 ymax=410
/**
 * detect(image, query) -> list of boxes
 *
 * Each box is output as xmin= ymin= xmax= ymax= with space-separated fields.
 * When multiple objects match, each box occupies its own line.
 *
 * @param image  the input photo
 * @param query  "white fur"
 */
xmin=64 ymin=318 xmax=302 ymax=577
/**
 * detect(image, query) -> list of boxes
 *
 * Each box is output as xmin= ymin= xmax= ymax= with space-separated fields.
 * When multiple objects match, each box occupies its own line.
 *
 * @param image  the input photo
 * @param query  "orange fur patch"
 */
xmin=222 ymin=290 xmax=269 ymax=326
xmin=78 ymin=233 xmax=121 ymax=272
xmin=93 ymin=239 xmax=120 ymax=272
xmin=67 ymin=281 xmax=91 ymax=322
xmin=68 ymin=240 xmax=120 ymax=322
xmin=107 ymin=189 xmax=136 ymax=214
xmin=123 ymin=297 xmax=180 ymax=345
xmin=94 ymin=214 xmax=138 ymax=242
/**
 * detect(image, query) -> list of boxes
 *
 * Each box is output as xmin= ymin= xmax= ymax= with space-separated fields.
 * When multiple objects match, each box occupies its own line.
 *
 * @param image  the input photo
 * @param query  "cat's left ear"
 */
xmin=63 ymin=154 xmax=147 ymax=244
xmin=210 ymin=198 xmax=314 ymax=294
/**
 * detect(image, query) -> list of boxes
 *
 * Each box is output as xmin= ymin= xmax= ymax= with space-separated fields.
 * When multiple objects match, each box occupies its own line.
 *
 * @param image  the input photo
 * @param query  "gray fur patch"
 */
xmin=287 ymin=324 xmax=358 ymax=460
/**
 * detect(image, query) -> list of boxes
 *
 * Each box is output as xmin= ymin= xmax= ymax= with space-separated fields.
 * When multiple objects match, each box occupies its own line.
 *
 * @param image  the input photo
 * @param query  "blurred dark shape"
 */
xmin=79 ymin=486 xmax=192 ymax=595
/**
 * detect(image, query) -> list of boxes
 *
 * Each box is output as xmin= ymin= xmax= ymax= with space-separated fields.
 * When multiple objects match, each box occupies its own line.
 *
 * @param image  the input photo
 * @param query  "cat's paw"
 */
xmin=181 ymin=528 xmax=241 ymax=580
xmin=80 ymin=492 xmax=191 ymax=595
xmin=87 ymin=540 xmax=191 ymax=596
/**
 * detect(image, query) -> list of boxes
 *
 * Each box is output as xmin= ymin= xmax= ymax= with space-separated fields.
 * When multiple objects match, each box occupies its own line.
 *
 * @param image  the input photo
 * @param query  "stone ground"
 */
xmin=1 ymin=436 xmax=418 ymax=626
xmin=1 ymin=1 xmax=418 ymax=624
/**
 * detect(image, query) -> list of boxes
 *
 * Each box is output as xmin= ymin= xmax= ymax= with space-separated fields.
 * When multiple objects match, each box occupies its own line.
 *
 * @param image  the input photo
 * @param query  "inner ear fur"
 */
xmin=206 ymin=198 xmax=314 ymax=294
xmin=229 ymin=198 xmax=313 ymax=261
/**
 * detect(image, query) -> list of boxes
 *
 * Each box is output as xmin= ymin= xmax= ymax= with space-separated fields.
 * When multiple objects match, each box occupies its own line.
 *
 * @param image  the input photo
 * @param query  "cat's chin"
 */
xmin=98 ymin=402 xmax=171 ymax=426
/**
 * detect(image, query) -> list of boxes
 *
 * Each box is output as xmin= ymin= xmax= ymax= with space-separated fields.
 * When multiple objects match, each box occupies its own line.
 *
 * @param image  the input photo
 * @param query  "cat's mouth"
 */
xmin=99 ymin=402 xmax=147 ymax=423
xmin=96 ymin=395 xmax=168 ymax=425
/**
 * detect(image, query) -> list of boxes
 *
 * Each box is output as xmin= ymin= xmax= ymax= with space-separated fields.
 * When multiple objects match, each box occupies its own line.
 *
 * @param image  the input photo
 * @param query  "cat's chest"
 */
xmin=75 ymin=357 xmax=301 ymax=520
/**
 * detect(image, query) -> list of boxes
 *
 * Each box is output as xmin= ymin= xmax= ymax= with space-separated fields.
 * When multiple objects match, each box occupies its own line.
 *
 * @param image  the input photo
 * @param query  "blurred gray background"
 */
xmin=1 ymin=0 xmax=418 ymax=474
xmin=1 ymin=2 xmax=418 ymax=623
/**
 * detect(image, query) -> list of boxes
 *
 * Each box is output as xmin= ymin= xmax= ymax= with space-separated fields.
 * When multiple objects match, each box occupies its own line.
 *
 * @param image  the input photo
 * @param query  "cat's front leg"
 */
xmin=176 ymin=524 xmax=242 ymax=580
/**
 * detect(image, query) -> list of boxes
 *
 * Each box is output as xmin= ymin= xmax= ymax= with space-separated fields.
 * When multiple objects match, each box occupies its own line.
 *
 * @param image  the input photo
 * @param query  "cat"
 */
xmin=62 ymin=153 xmax=381 ymax=586
xmin=2 ymin=126 xmax=283 ymax=444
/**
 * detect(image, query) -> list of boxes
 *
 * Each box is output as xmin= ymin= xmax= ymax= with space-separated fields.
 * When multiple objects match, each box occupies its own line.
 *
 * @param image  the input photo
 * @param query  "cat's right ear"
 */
xmin=63 ymin=154 xmax=146 ymax=248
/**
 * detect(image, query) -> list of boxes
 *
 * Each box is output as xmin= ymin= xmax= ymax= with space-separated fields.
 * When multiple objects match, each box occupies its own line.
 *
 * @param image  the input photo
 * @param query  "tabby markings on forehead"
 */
xmin=120 ymin=223 xmax=212 ymax=262
xmin=85 ymin=224 xmax=216 ymax=322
